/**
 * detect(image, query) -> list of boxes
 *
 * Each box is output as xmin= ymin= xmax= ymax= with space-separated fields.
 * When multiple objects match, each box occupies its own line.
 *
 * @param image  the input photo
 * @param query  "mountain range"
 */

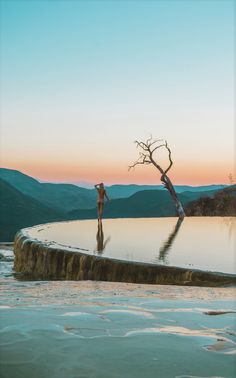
xmin=0 ymin=168 xmax=96 ymax=211
xmin=104 ymin=183 xmax=227 ymax=199
xmin=0 ymin=178 xmax=63 ymax=241
xmin=0 ymin=167 xmax=232 ymax=241
xmin=67 ymin=189 xmax=221 ymax=220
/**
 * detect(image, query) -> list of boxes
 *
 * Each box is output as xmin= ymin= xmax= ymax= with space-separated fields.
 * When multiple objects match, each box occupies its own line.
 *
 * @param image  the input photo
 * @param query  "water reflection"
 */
xmin=221 ymin=217 xmax=236 ymax=240
xmin=157 ymin=217 xmax=184 ymax=263
xmin=95 ymin=220 xmax=111 ymax=254
xmin=28 ymin=217 xmax=236 ymax=274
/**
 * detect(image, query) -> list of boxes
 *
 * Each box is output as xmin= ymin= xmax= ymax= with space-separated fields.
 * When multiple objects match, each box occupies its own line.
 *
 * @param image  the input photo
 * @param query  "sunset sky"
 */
xmin=0 ymin=0 xmax=235 ymax=186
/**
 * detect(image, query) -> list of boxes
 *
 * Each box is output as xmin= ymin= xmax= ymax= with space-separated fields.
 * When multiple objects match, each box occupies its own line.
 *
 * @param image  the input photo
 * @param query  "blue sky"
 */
xmin=0 ymin=0 xmax=235 ymax=184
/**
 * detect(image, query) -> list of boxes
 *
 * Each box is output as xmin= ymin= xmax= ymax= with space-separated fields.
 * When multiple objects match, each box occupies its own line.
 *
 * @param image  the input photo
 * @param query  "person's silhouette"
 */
xmin=94 ymin=183 xmax=110 ymax=220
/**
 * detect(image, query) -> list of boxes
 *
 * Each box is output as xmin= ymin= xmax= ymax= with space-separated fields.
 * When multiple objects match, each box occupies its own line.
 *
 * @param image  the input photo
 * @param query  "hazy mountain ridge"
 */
xmin=0 ymin=178 xmax=64 ymax=241
xmin=0 ymin=168 xmax=233 ymax=241
xmin=0 ymin=168 xmax=228 ymax=204
xmin=67 ymin=189 xmax=225 ymax=220
xmin=0 ymin=168 xmax=96 ymax=211
xmin=67 ymin=190 xmax=176 ymax=219
xmin=106 ymin=184 xmax=227 ymax=199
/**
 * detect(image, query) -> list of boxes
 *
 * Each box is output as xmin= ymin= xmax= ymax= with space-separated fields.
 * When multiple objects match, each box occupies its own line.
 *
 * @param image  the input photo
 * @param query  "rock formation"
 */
xmin=14 ymin=229 xmax=236 ymax=287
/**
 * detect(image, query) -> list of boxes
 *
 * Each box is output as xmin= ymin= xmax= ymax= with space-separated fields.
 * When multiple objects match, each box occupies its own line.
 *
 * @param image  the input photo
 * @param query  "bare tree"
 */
xmin=128 ymin=137 xmax=185 ymax=219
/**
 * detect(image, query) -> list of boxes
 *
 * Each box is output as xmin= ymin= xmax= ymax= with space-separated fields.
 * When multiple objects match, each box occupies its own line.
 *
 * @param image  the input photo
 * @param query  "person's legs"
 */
xmin=98 ymin=202 xmax=104 ymax=219
xmin=97 ymin=202 xmax=101 ymax=219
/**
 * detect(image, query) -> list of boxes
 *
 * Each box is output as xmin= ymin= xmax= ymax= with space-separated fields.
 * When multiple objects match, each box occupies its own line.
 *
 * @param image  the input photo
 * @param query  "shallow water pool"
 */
xmin=27 ymin=217 xmax=236 ymax=274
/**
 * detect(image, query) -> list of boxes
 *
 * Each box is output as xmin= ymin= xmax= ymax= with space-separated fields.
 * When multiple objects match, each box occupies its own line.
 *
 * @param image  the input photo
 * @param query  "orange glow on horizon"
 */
xmin=1 ymin=158 xmax=235 ymax=186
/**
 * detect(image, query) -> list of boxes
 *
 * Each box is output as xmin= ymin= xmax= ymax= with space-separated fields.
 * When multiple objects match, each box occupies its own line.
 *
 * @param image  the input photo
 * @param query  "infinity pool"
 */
xmin=27 ymin=217 xmax=236 ymax=274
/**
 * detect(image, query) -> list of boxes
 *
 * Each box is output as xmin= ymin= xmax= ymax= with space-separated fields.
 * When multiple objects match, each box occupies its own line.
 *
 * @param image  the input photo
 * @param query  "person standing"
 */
xmin=94 ymin=183 xmax=110 ymax=220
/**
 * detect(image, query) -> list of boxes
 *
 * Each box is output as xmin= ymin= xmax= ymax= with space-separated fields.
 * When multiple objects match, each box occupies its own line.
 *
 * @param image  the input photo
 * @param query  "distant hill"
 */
xmin=67 ymin=188 xmax=223 ymax=220
xmin=185 ymin=186 xmax=236 ymax=216
xmin=0 ymin=179 xmax=64 ymax=241
xmin=0 ymin=168 xmax=228 ymax=208
xmin=68 ymin=190 xmax=175 ymax=219
xmin=106 ymin=184 xmax=228 ymax=199
xmin=0 ymin=168 xmax=232 ymax=240
xmin=0 ymin=168 xmax=96 ymax=212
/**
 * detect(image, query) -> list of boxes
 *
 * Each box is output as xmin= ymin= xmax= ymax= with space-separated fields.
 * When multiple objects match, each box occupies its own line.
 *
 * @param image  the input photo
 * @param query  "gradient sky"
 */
xmin=0 ymin=0 xmax=235 ymax=185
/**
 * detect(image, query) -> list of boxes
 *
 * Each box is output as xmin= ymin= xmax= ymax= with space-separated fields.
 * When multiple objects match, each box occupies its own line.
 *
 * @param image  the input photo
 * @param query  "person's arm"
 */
xmin=94 ymin=184 xmax=100 ymax=192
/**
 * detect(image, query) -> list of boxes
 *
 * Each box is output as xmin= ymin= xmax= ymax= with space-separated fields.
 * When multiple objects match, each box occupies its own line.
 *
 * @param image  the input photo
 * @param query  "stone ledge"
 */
xmin=14 ymin=229 xmax=236 ymax=287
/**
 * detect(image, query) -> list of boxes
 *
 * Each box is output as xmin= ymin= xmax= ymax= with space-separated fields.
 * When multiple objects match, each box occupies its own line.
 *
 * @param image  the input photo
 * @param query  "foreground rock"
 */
xmin=1 ymin=278 xmax=236 ymax=378
xmin=14 ymin=230 xmax=236 ymax=286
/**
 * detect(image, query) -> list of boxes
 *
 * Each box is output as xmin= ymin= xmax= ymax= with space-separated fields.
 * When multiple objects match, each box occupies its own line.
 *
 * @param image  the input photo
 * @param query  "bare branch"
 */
xmin=149 ymin=138 xmax=163 ymax=148
xmin=146 ymin=135 xmax=153 ymax=146
xmin=128 ymin=135 xmax=185 ymax=218
xmin=163 ymin=140 xmax=173 ymax=175
xmin=128 ymin=151 xmax=151 ymax=171
xmin=151 ymin=143 xmax=166 ymax=154
xmin=128 ymin=159 xmax=151 ymax=171
xmin=131 ymin=137 xmax=173 ymax=174
xmin=143 ymin=158 xmax=151 ymax=164
xmin=134 ymin=140 xmax=149 ymax=151
xmin=139 ymin=152 xmax=149 ymax=158
xmin=149 ymin=157 xmax=164 ymax=175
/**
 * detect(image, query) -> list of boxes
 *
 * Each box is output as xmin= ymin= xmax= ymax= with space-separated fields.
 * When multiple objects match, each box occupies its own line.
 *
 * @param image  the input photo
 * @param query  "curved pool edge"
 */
xmin=13 ymin=229 xmax=236 ymax=287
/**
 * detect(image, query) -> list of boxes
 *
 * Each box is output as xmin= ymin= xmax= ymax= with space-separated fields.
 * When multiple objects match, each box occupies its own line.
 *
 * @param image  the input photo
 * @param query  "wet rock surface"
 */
xmin=1 ymin=246 xmax=236 ymax=378
xmin=14 ymin=229 xmax=236 ymax=286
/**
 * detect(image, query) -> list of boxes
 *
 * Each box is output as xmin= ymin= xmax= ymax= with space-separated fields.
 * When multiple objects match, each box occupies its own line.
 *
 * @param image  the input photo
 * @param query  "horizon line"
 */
xmin=0 ymin=166 xmax=232 ymax=188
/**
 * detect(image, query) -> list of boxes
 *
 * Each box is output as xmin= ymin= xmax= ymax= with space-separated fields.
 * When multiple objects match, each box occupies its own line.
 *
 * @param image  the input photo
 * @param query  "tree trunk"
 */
xmin=161 ymin=174 xmax=185 ymax=219
xmin=129 ymin=138 xmax=186 ymax=219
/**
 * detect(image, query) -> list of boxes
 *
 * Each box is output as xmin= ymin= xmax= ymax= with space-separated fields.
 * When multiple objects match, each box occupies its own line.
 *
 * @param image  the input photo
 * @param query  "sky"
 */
xmin=0 ymin=0 xmax=235 ymax=186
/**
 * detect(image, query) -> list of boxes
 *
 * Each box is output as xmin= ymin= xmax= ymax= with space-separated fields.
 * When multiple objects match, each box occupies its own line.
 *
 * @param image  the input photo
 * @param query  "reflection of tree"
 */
xmin=158 ymin=217 xmax=184 ymax=263
xmin=221 ymin=217 xmax=236 ymax=240
xmin=95 ymin=220 xmax=110 ymax=254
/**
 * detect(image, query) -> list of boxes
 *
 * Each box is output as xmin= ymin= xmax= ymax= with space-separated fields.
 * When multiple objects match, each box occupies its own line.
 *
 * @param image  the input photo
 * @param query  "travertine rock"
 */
xmin=14 ymin=230 xmax=236 ymax=286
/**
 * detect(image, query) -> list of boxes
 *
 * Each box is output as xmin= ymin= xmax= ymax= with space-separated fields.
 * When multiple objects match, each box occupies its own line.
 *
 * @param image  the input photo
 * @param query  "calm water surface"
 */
xmin=27 ymin=217 xmax=236 ymax=274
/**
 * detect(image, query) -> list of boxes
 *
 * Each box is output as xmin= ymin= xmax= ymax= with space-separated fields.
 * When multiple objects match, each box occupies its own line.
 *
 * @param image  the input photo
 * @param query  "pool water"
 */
xmin=27 ymin=217 xmax=236 ymax=274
